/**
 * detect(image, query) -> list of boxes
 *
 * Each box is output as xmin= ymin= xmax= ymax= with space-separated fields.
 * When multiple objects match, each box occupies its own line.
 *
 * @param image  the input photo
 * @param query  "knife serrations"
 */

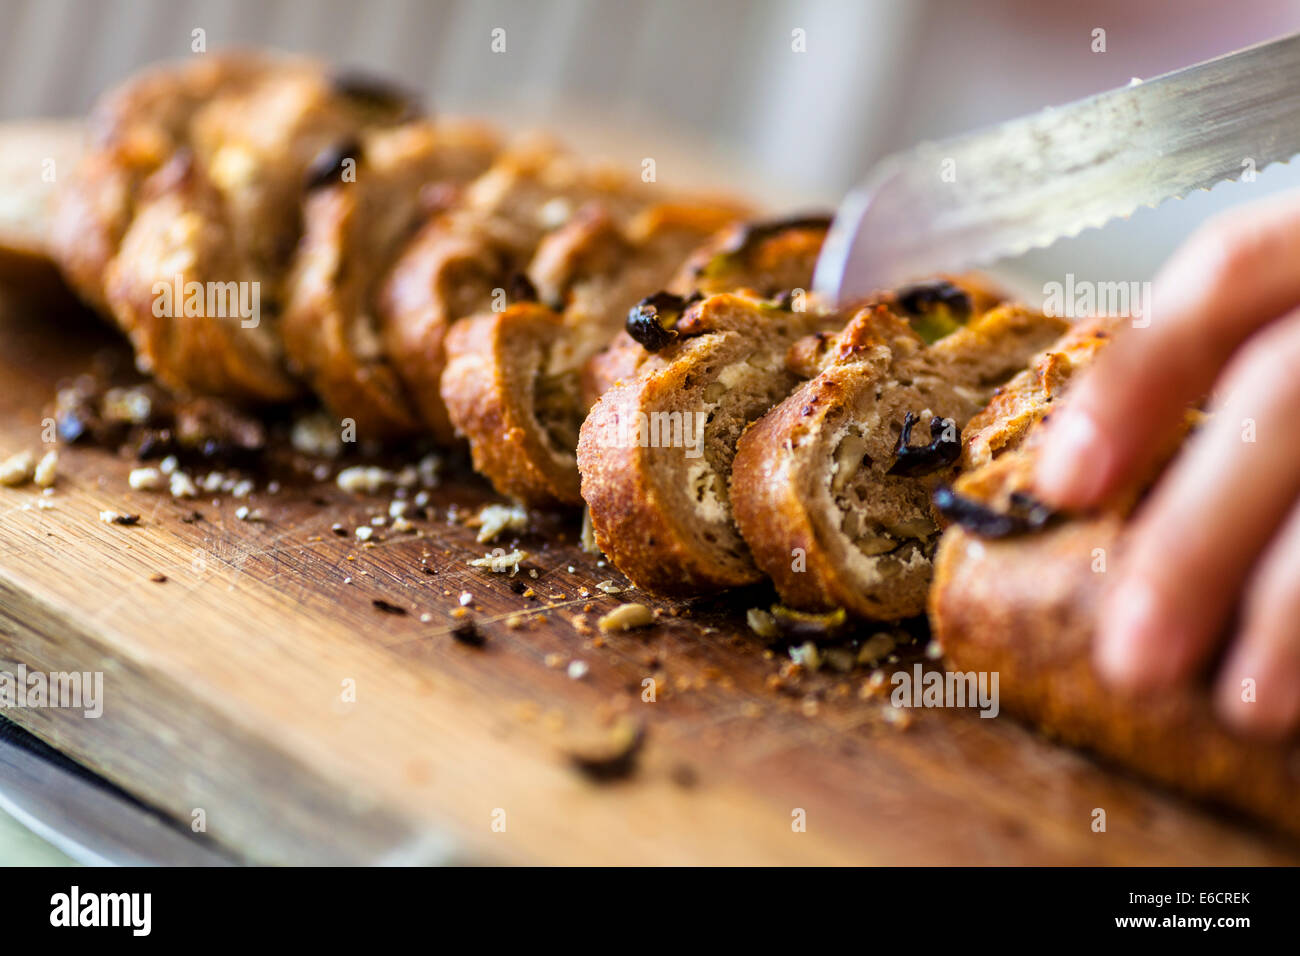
xmin=815 ymin=31 xmax=1300 ymax=303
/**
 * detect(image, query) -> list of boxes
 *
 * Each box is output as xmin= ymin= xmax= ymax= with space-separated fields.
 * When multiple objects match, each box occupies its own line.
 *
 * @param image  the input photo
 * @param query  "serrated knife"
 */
xmin=814 ymin=31 xmax=1300 ymax=303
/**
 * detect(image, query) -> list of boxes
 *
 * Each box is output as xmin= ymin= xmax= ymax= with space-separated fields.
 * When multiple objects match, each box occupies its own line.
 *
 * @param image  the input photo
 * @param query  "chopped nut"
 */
xmin=468 ymin=549 xmax=528 ymax=573
xmin=98 ymin=510 xmax=140 ymax=526
xmin=789 ymin=641 xmax=821 ymax=672
xmin=474 ymin=502 xmax=528 ymax=543
xmin=458 ymin=591 xmax=473 ymax=606
xmin=856 ymin=632 xmax=897 ymax=665
xmin=291 ymin=411 xmax=343 ymax=458
xmin=416 ymin=453 xmax=442 ymax=488
xmin=128 ymin=466 xmax=164 ymax=491
xmin=231 ymin=479 xmax=254 ymax=499
xmin=881 ymin=704 xmax=914 ymax=729
xmin=595 ymin=580 xmax=623 ymax=595
xmin=33 ymin=451 xmax=57 ymax=488
xmin=0 ymin=450 xmax=34 ymax=487
xmin=567 ymin=660 xmax=589 ymax=680
xmin=169 ymin=471 xmax=198 ymax=499
xmin=336 ymin=466 xmax=394 ymax=494
xmin=355 ymin=526 xmax=374 ymax=541
xmin=390 ymin=516 xmax=414 ymax=533
xmin=579 ymin=507 xmax=600 ymax=554
xmin=598 ymin=603 xmax=654 ymax=632
xmin=746 ymin=607 xmax=779 ymax=639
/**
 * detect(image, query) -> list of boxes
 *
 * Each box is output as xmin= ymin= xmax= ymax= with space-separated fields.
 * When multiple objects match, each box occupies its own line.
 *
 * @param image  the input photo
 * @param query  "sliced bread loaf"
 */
xmin=577 ymin=292 xmax=846 ymax=594
xmin=731 ymin=289 xmax=1067 ymax=620
xmin=439 ymin=201 xmax=745 ymax=505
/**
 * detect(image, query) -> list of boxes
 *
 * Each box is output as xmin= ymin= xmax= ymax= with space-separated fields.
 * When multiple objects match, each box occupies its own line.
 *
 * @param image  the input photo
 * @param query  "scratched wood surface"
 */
xmin=0 ymin=282 xmax=1295 ymax=865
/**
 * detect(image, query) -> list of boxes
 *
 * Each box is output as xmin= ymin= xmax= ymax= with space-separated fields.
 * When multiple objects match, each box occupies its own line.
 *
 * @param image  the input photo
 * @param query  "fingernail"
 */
xmin=1095 ymin=583 xmax=1167 ymax=690
xmin=1217 ymin=647 xmax=1300 ymax=738
xmin=1035 ymin=411 xmax=1108 ymax=506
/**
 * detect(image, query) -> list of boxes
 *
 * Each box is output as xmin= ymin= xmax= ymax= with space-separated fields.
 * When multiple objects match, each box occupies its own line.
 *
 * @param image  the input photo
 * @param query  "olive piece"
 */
xmin=887 ymin=412 xmax=961 ymax=477
xmin=304 ymin=138 xmax=362 ymax=191
xmin=626 ymin=291 xmax=698 ymax=351
xmin=932 ymin=485 xmax=1055 ymax=538
xmin=716 ymin=213 xmax=833 ymax=261
xmin=330 ymin=71 xmax=422 ymax=120
xmin=895 ymin=279 xmax=972 ymax=319
xmin=507 ymin=272 xmax=539 ymax=304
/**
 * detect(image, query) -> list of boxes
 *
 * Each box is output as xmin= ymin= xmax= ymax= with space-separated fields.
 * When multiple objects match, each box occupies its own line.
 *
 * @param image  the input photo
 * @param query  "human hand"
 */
xmin=1034 ymin=190 xmax=1300 ymax=738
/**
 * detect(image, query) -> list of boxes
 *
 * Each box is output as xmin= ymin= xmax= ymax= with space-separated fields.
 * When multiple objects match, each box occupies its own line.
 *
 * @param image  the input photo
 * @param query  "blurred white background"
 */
xmin=2 ymin=0 xmax=1300 ymax=291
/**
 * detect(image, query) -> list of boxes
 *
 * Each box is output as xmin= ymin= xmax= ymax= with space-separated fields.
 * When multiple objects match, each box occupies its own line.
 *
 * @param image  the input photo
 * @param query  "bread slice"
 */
xmin=731 ymin=291 xmax=1067 ymax=620
xmin=58 ymin=54 xmax=422 ymax=403
xmin=578 ymin=292 xmax=846 ymax=594
xmin=377 ymin=139 xmax=655 ymax=443
xmin=280 ymin=119 xmax=497 ymax=439
xmin=927 ymin=320 xmax=1300 ymax=837
xmin=440 ymin=200 xmax=745 ymax=504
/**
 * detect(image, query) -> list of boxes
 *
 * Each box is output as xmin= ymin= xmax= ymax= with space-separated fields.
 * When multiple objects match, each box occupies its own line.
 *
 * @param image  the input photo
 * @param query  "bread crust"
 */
xmin=931 ymin=519 xmax=1300 ymax=836
xmin=929 ymin=317 xmax=1300 ymax=835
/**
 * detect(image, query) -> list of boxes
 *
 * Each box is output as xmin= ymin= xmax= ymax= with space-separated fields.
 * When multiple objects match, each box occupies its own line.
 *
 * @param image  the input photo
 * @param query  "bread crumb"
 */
xmin=598 ymin=603 xmax=653 ymax=632
xmin=595 ymin=580 xmax=623 ymax=595
xmin=0 ymin=450 xmax=34 ymax=486
xmin=567 ymin=660 xmax=589 ymax=680
xmin=544 ymin=653 xmax=566 ymax=669
xmin=391 ymin=516 xmax=414 ymax=533
xmin=355 ymin=526 xmax=373 ymax=541
xmin=458 ymin=591 xmax=473 ymax=606
xmin=159 ymin=455 xmax=179 ymax=475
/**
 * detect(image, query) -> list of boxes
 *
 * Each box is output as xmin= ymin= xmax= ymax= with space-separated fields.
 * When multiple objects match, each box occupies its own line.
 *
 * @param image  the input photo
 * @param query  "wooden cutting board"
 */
xmin=0 ymin=285 xmax=1294 ymax=865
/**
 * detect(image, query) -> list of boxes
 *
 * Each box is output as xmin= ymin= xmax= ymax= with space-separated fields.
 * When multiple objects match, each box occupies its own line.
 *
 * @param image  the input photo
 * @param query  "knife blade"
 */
xmin=814 ymin=31 xmax=1300 ymax=303
xmin=0 ymin=719 xmax=233 ymax=866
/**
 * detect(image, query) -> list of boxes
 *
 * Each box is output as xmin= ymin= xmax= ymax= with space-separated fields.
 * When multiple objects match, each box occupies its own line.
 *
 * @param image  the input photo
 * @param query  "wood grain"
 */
xmin=0 ymin=287 xmax=1295 ymax=864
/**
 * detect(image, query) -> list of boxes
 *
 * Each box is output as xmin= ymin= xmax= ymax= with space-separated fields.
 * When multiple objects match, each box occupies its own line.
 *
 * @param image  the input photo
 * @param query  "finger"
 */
xmin=1216 ymin=497 xmax=1300 ymax=737
xmin=1095 ymin=310 xmax=1300 ymax=691
xmin=1037 ymin=190 xmax=1300 ymax=508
